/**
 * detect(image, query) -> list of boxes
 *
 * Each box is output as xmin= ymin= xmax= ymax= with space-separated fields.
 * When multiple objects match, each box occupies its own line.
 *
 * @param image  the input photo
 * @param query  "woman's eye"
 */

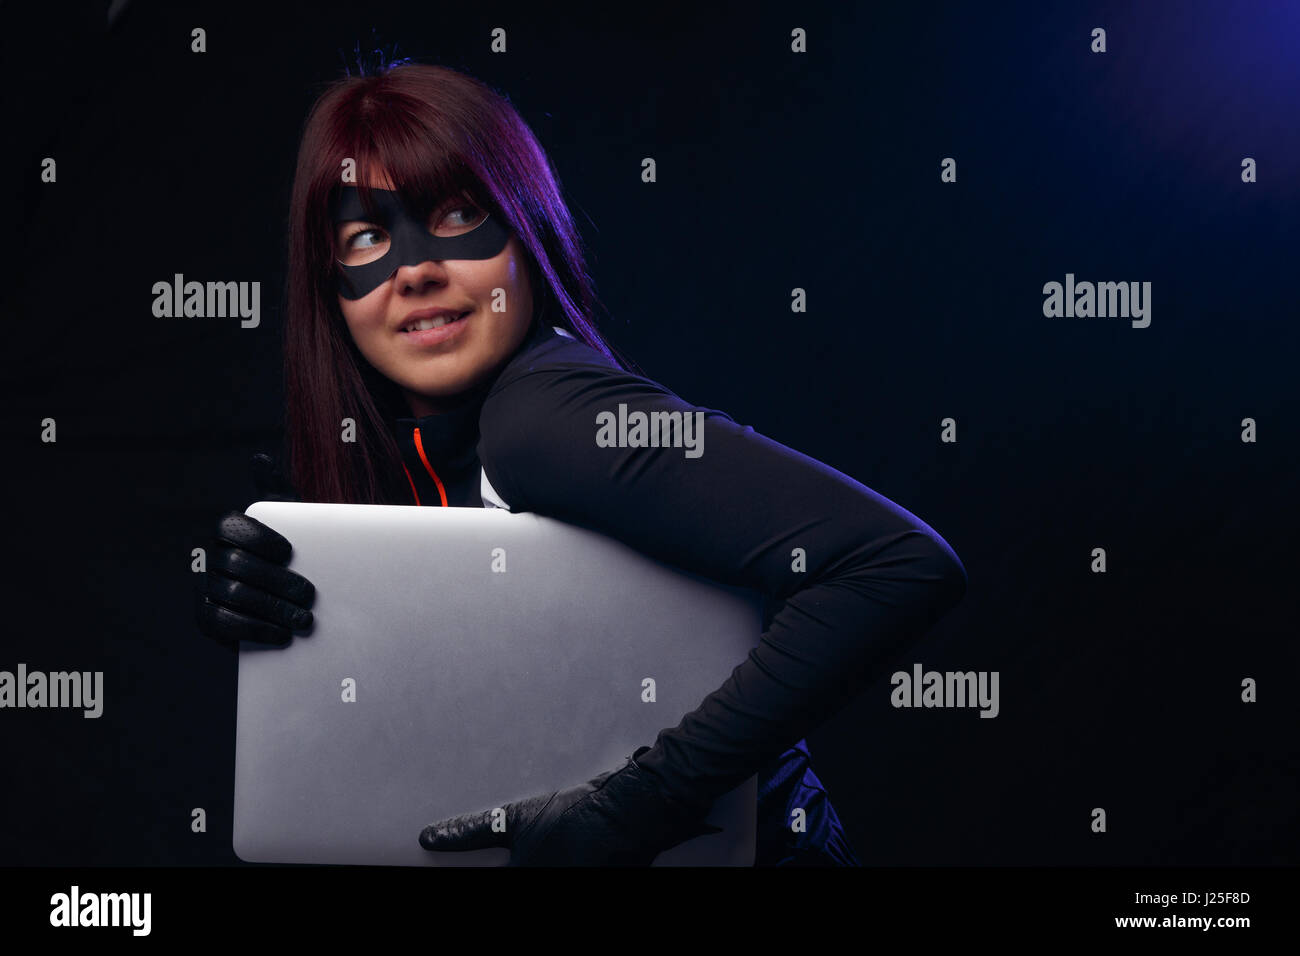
xmin=338 ymin=226 xmax=389 ymax=265
xmin=433 ymin=205 xmax=487 ymax=236
xmin=347 ymin=228 xmax=382 ymax=248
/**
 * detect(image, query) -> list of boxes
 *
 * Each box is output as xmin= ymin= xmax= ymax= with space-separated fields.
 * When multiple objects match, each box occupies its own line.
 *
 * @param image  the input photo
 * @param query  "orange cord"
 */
xmin=412 ymin=427 xmax=448 ymax=507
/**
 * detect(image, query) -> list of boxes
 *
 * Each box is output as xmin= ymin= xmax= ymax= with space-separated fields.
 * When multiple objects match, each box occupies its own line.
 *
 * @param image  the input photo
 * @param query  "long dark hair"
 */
xmin=283 ymin=62 xmax=633 ymax=504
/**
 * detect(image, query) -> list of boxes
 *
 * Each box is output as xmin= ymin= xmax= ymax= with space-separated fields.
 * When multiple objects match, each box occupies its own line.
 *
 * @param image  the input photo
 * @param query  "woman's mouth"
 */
xmin=399 ymin=310 xmax=471 ymax=345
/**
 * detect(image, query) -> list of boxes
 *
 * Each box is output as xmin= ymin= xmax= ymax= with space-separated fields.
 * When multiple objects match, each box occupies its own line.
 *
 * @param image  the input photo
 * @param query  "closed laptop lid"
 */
xmin=233 ymin=501 xmax=761 ymax=866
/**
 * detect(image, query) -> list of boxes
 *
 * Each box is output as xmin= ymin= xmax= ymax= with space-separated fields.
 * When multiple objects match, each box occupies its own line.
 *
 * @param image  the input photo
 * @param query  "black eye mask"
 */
xmin=329 ymin=186 xmax=512 ymax=300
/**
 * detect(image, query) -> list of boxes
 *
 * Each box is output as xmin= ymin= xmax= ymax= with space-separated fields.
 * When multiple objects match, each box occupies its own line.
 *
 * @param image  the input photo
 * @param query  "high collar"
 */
xmin=386 ymin=322 xmax=563 ymax=502
xmin=386 ymin=320 xmax=557 ymax=460
xmin=389 ymin=387 xmax=486 ymax=474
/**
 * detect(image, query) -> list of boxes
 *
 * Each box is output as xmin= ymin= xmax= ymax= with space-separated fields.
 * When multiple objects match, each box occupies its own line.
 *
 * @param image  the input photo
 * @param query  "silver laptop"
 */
xmin=233 ymin=501 xmax=761 ymax=866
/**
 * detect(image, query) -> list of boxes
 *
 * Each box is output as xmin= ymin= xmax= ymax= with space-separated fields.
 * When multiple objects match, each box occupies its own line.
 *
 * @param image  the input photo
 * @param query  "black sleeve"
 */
xmin=478 ymin=340 xmax=968 ymax=810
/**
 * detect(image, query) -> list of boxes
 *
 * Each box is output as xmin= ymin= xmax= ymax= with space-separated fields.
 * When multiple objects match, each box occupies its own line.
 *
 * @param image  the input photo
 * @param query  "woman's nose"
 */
xmin=395 ymin=258 xmax=448 ymax=294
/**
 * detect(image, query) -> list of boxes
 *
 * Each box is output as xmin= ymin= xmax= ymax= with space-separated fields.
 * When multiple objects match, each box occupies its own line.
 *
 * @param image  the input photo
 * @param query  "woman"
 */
xmin=196 ymin=62 xmax=967 ymax=866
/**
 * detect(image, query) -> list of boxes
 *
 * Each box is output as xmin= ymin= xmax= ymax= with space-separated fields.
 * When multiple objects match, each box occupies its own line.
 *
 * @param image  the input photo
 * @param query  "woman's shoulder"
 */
xmin=476 ymin=324 xmax=699 ymax=506
xmin=484 ymin=324 xmax=677 ymax=414
xmin=491 ymin=324 xmax=623 ymax=385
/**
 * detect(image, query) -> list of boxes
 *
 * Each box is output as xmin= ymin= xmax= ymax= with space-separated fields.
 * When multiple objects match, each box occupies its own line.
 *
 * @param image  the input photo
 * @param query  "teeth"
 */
xmin=405 ymin=313 xmax=461 ymax=332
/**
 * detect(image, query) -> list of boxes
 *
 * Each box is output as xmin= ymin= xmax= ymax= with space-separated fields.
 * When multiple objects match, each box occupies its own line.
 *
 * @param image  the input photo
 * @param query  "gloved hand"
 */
xmin=193 ymin=453 xmax=315 ymax=647
xmin=418 ymin=746 xmax=723 ymax=866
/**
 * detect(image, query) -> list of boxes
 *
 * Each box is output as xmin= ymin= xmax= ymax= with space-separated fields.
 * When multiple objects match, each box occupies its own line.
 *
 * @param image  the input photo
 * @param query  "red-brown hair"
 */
xmin=283 ymin=62 xmax=632 ymax=504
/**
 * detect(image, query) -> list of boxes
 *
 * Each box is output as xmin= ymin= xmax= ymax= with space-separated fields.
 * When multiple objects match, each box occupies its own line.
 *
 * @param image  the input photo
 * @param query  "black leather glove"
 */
xmin=418 ymin=746 xmax=723 ymax=866
xmin=193 ymin=453 xmax=315 ymax=647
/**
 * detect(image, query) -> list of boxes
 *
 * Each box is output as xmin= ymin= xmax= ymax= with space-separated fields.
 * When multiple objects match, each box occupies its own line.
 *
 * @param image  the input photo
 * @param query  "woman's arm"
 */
xmin=478 ymin=336 xmax=967 ymax=812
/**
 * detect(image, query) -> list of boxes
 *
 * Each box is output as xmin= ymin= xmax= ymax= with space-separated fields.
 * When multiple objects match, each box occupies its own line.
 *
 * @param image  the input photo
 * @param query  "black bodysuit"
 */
xmin=388 ymin=322 xmax=967 ymax=865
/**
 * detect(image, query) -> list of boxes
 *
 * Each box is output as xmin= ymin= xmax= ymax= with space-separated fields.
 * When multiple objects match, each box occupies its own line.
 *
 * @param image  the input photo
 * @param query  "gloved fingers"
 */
xmin=504 ymin=790 xmax=568 ymax=842
xmin=194 ymin=591 xmax=292 ymax=647
xmin=419 ymin=806 xmax=516 ymax=852
xmin=199 ymin=571 xmax=312 ymax=632
xmin=415 ymin=762 xmax=724 ymax=866
xmin=419 ymin=790 xmax=565 ymax=855
xmin=209 ymin=540 xmax=315 ymax=609
xmin=215 ymin=512 xmax=294 ymax=566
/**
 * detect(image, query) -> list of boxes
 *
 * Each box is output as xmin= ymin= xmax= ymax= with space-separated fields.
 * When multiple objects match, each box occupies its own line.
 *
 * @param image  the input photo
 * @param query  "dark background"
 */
xmin=2 ymin=0 xmax=1297 ymax=869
